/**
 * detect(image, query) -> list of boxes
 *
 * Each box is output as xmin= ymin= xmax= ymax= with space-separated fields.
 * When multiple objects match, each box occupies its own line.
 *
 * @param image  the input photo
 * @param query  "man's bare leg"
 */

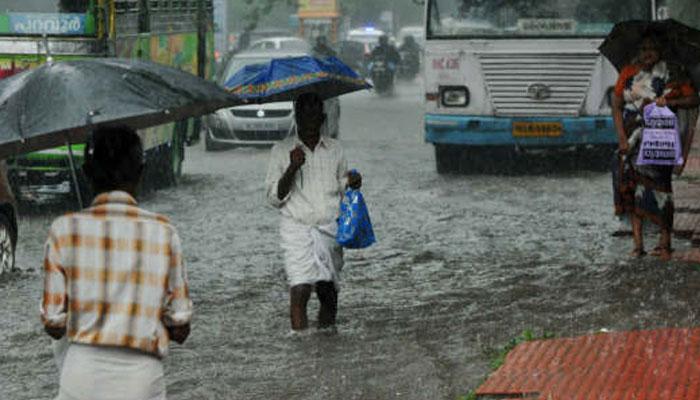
xmin=316 ymin=281 xmax=337 ymax=329
xmin=290 ymin=284 xmax=312 ymax=330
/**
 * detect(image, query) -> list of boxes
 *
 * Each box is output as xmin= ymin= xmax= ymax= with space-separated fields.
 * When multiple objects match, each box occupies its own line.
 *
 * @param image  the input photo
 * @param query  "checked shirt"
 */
xmin=41 ymin=191 xmax=192 ymax=358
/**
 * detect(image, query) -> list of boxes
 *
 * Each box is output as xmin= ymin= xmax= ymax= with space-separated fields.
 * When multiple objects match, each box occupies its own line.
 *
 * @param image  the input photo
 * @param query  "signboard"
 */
xmin=9 ymin=13 xmax=86 ymax=35
xmin=298 ymin=0 xmax=338 ymax=18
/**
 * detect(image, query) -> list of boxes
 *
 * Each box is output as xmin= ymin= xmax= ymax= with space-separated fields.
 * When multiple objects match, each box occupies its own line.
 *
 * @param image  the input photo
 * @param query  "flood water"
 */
xmin=2 ymin=82 xmax=700 ymax=399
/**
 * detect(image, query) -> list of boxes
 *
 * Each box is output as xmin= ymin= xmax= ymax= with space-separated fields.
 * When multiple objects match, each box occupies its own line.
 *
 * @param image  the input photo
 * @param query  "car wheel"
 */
xmin=205 ymin=128 xmax=229 ymax=151
xmin=0 ymin=213 xmax=16 ymax=274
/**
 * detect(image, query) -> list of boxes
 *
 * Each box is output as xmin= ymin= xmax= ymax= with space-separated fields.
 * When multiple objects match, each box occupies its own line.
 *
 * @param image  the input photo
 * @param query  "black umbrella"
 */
xmin=599 ymin=19 xmax=700 ymax=81
xmin=0 ymin=57 xmax=241 ymax=207
xmin=0 ymin=58 xmax=241 ymax=159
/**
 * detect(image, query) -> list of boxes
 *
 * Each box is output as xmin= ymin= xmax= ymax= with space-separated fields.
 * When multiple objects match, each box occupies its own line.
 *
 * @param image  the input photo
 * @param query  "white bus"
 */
xmin=423 ymin=0 xmax=656 ymax=173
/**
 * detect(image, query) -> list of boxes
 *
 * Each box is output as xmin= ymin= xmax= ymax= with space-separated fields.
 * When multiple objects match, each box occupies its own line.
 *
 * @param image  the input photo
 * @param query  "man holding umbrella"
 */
xmin=266 ymin=92 xmax=362 ymax=332
xmin=41 ymin=126 xmax=192 ymax=399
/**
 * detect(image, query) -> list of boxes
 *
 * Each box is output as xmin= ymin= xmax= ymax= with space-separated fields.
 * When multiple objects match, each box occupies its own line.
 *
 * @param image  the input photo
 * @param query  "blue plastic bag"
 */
xmin=336 ymin=188 xmax=376 ymax=249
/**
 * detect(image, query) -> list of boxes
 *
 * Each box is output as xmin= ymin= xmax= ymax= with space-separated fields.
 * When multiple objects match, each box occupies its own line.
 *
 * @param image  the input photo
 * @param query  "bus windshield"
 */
xmin=1 ymin=0 xmax=91 ymax=13
xmin=427 ymin=0 xmax=651 ymax=38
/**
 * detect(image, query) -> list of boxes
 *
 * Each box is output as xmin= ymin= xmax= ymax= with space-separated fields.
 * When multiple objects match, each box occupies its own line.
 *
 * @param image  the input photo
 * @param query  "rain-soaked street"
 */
xmin=2 ymin=81 xmax=700 ymax=399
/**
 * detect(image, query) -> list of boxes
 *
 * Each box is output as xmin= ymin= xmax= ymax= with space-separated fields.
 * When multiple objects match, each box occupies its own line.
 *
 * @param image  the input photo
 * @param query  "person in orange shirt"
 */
xmin=41 ymin=126 xmax=192 ymax=400
xmin=611 ymin=31 xmax=699 ymax=260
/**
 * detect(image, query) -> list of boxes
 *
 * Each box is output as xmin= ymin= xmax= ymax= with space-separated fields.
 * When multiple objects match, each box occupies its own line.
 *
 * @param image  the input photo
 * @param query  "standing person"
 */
xmin=265 ymin=92 xmax=361 ymax=332
xmin=612 ymin=31 xmax=699 ymax=260
xmin=41 ymin=126 xmax=192 ymax=400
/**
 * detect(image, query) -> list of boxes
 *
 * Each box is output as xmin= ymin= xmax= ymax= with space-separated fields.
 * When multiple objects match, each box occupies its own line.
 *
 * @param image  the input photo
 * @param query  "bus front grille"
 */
xmin=479 ymin=53 xmax=598 ymax=117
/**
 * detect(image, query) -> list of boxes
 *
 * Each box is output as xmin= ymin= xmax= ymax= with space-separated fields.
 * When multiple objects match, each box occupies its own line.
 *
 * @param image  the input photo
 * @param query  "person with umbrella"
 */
xmin=608 ymin=26 xmax=700 ymax=259
xmin=40 ymin=126 xmax=192 ymax=399
xmin=265 ymin=92 xmax=362 ymax=332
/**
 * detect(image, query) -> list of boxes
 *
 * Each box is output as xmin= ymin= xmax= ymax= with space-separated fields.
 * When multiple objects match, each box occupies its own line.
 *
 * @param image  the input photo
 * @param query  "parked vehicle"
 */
xmin=204 ymin=50 xmax=340 ymax=150
xmin=0 ymin=59 xmax=18 ymax=272
xmin=2 ymin=1 xmax=212 ymax=202
xmin=0 ymin=162 xmax=17 ymax=275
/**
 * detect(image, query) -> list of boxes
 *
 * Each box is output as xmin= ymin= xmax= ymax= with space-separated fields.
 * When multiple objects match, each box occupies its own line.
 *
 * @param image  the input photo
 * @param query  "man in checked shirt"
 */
xmin=41 ymin=126 xmax=192 ymax=400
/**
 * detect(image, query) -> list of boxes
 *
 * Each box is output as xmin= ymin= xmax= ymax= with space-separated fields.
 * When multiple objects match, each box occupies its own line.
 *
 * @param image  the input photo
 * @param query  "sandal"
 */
xmin=630 ymin=247 xmax=647 ymax=258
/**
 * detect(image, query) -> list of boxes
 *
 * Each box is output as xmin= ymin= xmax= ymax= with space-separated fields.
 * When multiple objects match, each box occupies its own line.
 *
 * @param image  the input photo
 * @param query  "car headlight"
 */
xmin=440 ymin=86 xmax=470 ymax=107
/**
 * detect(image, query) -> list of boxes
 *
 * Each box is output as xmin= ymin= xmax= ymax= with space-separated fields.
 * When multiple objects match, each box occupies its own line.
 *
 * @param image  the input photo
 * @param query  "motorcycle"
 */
xmin=369 ymin=55 xmax=396 ymax=96
xmin=397 ymin=49 xmax=420 ymax=81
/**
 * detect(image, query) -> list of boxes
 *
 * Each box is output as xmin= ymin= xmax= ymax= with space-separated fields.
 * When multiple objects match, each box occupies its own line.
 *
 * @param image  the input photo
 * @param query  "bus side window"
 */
xmin=138 ymin=0 xmax=150 ymax=33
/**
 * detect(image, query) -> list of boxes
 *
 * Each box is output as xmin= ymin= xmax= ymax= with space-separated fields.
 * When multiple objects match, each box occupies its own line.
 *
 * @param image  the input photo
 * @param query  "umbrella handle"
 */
xmin=66 ymin=141 xmax=83 ymax=209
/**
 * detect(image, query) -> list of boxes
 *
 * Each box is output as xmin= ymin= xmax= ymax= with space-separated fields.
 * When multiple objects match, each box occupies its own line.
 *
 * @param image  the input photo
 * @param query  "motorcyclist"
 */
xmin=398 ymin=35 xmax=421 ymax=77
xmin=313 ymin=36 xmax=337 ymax=58
xmin=398 ymin=35 xmax=421 ymax=56
xmin=370 ymin=35 xmax=401 ymax=67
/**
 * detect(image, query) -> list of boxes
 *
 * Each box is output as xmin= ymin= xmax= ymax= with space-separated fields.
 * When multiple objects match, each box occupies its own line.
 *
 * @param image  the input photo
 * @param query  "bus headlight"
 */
xmin=440 ymin=86 xmax=470 ymax=107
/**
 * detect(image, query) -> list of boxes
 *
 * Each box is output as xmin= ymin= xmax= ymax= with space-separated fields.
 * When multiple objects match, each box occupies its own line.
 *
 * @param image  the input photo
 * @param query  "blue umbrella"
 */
xmin=224 ymin=56 xmax=371 ymax=103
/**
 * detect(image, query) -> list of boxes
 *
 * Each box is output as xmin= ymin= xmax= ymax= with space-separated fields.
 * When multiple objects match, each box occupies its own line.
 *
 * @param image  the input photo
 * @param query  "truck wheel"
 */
xmin=0 ymin=213 xmax=16 ymax=275
xmin=435 ymin=144 xmax=461 ymax=174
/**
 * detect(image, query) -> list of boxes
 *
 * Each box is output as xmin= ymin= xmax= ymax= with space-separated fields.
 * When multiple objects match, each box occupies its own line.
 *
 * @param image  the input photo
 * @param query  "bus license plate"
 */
xmin=512 ymin=122 xmax=562 ymax=138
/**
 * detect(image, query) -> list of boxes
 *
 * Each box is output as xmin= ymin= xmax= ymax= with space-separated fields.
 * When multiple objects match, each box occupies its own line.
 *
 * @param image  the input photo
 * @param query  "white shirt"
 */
xmin=265 ymin=135 xmax=347 ymax=226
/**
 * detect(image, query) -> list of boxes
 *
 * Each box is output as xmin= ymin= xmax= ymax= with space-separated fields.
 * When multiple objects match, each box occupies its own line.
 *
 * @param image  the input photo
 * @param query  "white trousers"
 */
xmin=55 ymin=343 xmax=165 ymax=400
xmin=280 ymin=218 xmax=343 ymax=290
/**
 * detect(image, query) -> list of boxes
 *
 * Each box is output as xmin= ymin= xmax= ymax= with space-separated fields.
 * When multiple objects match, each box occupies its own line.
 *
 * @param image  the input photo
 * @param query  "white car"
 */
xmin=346 ymin=27 xmax=385 ymax=51
xmin=204 ymin=50 xmax=340 ymax=150
xmin=247 ymin=37 xmax=311 ymax=53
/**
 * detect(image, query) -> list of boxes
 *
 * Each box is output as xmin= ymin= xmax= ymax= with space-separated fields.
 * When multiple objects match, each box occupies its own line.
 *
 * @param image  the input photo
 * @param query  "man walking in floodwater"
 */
xmin=265 ymin=92 xmax=362 ymax=332
xmin=40 ymin=126 xmax=192 ymax=400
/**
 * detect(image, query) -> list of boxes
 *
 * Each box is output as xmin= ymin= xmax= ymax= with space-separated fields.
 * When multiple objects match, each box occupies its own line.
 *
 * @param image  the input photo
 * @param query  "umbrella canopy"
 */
xmin=599 ymin=19 xmax=700 ymax=75
xmin=0 ymin=58 xmax=241 ymax=159
xmin=223 ymin=55 xmax=371 ymax=104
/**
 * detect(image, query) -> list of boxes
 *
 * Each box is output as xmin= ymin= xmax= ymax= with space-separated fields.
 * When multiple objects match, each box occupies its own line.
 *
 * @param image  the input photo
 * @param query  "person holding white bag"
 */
xmin=612 ymin=31 xmax=699 ymax=260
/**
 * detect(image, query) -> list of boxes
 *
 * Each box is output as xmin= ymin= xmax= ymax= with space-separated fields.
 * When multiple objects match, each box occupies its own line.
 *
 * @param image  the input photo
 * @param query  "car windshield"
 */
xmin=428 ymin=0 xmax=652 ymax=38
xmin=221 ymin=56 xmax=273 ymax=84
xmin=280 ymin=40 xmax=311 ymax=52
xmin=2 ymin=0 xmax=90 ymax=13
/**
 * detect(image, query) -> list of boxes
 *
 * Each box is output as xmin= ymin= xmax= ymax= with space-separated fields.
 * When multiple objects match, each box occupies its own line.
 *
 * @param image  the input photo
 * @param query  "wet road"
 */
xmin=2 ymin=81 xmax=700 ymax=399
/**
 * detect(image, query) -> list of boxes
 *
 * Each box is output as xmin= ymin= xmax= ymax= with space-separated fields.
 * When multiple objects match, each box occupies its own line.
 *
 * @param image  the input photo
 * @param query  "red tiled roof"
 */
xmin=476 ymin=328 xmax=700 ymax=399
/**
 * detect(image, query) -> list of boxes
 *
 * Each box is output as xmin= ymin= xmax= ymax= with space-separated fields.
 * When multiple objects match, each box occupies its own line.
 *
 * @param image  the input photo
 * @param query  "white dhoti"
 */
xmin=280 ymin=217 xmax=343 ymax=290
xmin=55 ymin=344 xmax=165 ymax=400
